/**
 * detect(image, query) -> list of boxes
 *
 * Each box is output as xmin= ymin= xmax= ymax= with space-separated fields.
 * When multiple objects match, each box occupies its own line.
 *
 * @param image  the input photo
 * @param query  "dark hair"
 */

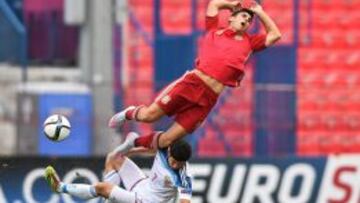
xmin=232 ymin=8 xmax=254 ymax=20
xmin=170 ymin=139 xmax=192 ymax=162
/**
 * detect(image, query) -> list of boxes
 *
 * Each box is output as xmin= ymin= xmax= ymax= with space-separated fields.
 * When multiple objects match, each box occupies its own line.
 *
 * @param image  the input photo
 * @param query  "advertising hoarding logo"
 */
xmin=1 ymin=156 xmax=360 ymax=203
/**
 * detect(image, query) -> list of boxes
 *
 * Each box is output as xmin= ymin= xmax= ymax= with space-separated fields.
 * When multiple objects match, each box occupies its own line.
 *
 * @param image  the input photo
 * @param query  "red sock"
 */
xmin=125 ymin=106 xmax=144 ymax=120
xmin=135 ymin=132 xmax=162 ymax=149
xmin=125 ymin=108 xmax=135 ymax=120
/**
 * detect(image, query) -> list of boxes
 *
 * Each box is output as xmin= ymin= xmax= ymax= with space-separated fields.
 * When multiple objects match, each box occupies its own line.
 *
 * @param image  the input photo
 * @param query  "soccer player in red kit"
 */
xmin=109 ymin=0 xmax=281 ymax=153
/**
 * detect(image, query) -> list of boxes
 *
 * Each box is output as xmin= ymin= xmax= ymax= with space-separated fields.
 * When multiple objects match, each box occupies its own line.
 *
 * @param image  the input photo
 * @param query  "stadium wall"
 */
xmin=1 ymin=155 xmax=360 ymax=203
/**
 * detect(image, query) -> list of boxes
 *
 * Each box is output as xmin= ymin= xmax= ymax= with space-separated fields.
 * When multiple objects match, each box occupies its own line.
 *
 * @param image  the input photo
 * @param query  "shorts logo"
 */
xmin=161 ymin=95 xmax=171 ymax=105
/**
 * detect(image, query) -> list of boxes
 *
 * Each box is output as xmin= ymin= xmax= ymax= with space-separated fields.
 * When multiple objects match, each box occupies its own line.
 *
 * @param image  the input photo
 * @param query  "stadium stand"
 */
xmin=297 ymin=0 xmax=360 ymax=155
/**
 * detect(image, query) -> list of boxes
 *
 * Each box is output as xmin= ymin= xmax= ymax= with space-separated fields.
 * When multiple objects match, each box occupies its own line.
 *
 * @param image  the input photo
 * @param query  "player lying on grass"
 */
xmin=45 ymin=138 xmax=193 ymax=203
xmin=108 ymin=0 xmax=281 ymax=153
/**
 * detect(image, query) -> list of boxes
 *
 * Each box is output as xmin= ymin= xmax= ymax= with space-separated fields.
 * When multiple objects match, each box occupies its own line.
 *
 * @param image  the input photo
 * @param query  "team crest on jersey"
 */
xmin=161 ymin=95 xmax=171 ymax=105
xmin=164 ymin=176 xmax=172 ymax=187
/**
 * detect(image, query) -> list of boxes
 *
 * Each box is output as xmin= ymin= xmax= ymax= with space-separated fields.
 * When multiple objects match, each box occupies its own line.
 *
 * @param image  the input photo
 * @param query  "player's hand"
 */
xmin=248 ymin=1 xmax=263 ymax=14
xmin=229 ymin=0 xmax=241 ymax=9
xmin=221 ymin=0 xmax=241 ymax=10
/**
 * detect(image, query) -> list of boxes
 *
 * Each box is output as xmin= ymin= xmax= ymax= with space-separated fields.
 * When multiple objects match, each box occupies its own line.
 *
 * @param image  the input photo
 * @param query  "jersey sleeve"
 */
xmin=178 ymin=183 xmax=192 ymax=200
xmin=178 ymin=172 xmax=192 ymax=200
xmin=249 ymin=33 xmax=267 ymax=52
xmin=205 ymin=15 xmax=219 ymax=31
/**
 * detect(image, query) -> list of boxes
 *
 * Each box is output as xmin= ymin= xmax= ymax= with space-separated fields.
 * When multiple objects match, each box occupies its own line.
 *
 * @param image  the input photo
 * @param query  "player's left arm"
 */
xmin=126 ymin=147 xmax=156 ymax=157
xmin=178 ymin=171 xmax=192 ymax=203
xmin=250 ymin=3 xmax=281 ymax=47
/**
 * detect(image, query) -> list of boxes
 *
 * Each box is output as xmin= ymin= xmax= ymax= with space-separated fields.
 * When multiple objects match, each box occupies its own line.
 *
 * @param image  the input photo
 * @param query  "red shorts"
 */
xmin=155 ymin=72 xmax=219 ymax=133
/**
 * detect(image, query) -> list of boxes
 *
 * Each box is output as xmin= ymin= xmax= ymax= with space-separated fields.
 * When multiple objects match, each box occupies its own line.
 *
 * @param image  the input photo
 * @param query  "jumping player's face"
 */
xmin=168 ymin=156 xmax=186 ymax=170
xmin=229 ymin=12 xmax=252 ymax=32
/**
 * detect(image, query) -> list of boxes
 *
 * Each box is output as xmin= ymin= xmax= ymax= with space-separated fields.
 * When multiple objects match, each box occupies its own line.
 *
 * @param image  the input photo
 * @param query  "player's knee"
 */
xmin=95 ymin=182 xmax=113 ymax=198
xmin=159 ymin=134 xmax=176 ymax=147
xmin=105 ymin=152 xmax=125 ymax=171
xmin=158 ymin=128 xmax=188 ymax=148
xmin=141 ymin=108 xmax=160 ymax=122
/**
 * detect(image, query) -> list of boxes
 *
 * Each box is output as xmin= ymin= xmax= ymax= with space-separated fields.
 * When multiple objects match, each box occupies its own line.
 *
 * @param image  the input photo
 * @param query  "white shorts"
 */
xmin=118 ymin=157 xmax=148 ymax=191
xmin=104 ymin=157 xmax=149 ymax=203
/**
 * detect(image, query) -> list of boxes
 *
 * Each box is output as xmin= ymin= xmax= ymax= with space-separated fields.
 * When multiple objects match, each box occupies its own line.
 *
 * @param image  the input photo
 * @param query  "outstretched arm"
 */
xmin=126 ymin=147 xmax=156 ymax=157
xmin=207 ymin=0 xmax=240 ymax=17
xmin=249 ymin=3 xmax=282 ymax=47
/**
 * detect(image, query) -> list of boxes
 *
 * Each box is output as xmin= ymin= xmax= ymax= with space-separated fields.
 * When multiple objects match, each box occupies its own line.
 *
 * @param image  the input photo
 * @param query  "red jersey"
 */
xmin=195 ymin=15 xmax=267 ymax=87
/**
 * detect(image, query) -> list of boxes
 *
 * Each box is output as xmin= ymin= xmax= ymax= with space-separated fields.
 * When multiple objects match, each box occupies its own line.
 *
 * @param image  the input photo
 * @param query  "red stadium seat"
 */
xmin=230 ymin=139 xmax=253 ymax=157
xmin=265 ymin=9 xmax=293 ymax=45
xmin=223 ymin=128 xmax=252 ymax=141
xmin=334 ymin=10 xmax=353 ymax=30
xmin=227 ymin=88 xmax=253 ymax=102
xmin=265 ymin=9 xmax=292 ymax=27
xmin=198 ymin=139 xmax=227 ymax=157
xmin=345 ymin=30 xmax=360 ymax=47
xmin=351 ymin=134 xmax=360 ymax=153
xmin=136 ymin=67 xmax=154 ymax=83
xmin=348 ymin=12 xmax=360 ymax=28
xmin=341 ymin=70 xmax=358 ymax=89
xmin=344 ymin=50 xmax=360 ymax=69
xmin=216 ymin=113 xmax=252 ymax=131
xmin=131 ymin=0 xmax=153 ymax=7
xmin=297 ymin=70 xmax=326 ymax=89
xmin=131 ymin=84 xmax=154 ymax=103
xmin=297 ymin=89 xmax=321 ymax=111
xmin=298 ymin=48 xmax=317 ymax=69
xmin=326 ymin=52 xmax=344 ymax=69
xmin=298 ymin=48 xmax=329 ymax=69
xmin=160 ymin=0 xmax=192 ymax=34
xmin=277 ymin=27 xmax=293 ymax=45
xmin=311 ymin=0 xmax=342 ymax=10
xmin=202 ymin=127 xmax=219 ymax=140
xmin=311 ymin=10 xmax=336 ymax=30
xmin=297 ymin=131 xmax=321 ymax=156
xmin=346 ymin=93 xmax=360 ymax=113
xmin=133 ymin=7 xmax=153 ymax=27
xmin=298 ymin=111 xmax=324 ymax=132
xmin=321 ymin=112 xmax=347 ymax=133
xmin=321 ymin=72 xmax=343 ymax=89
xmin=263 ymin=0 xmax=293 ymax=10
xmin=196 ymin=0 xmax=208 ymax=30
xmin=318 ymin=132 xmax=341 ymax=154
xmin=340 ymin=0 xmax=360 ymax=9
xmin=311 ymin=31 xmax=344 ymax=48
xmin=344 ymin=113 xmax=360 ymax=132
xmin=338 ymin=133 xmax=360 ymax=153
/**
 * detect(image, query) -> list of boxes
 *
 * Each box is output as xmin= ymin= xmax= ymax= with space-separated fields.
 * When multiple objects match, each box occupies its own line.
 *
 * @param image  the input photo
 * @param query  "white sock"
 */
xmin=108 ymin=186 xmax=137 ymax=203
xmin=103 ymin=170 xmax=121 ymax=185
xmin=60 ymin=183 xmax=97 ymax=199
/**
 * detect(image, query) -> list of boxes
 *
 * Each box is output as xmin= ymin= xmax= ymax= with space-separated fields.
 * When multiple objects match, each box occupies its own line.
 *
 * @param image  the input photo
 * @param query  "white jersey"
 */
xmin=134 ymin=149 xmax=192 ymax=203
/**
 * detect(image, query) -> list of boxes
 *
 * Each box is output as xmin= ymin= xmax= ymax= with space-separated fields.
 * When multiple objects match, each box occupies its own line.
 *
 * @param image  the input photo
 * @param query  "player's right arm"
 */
xmin=206 ymin=0 xmax=240 ymax=17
